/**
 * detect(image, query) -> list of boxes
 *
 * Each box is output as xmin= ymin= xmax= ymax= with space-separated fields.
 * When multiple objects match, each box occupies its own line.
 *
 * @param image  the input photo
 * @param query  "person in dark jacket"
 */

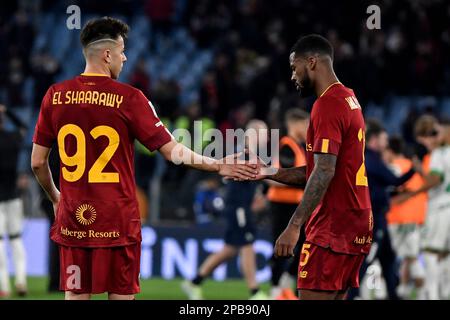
xmin=181 ymin=120 xmax=269 ymax=300
xmin=0 ymin=104 xmax=28 ymax=297
xmin=349 ymin=119 xmax=416 ymax=300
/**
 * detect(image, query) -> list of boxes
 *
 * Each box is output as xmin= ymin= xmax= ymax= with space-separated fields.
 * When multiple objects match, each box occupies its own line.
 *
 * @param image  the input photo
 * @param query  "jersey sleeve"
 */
xmin=429 ymin=150 xmax=445 ymax=180
xmin=126 ymin=90 xmax=173 ymax=151
xmin=311 ymin=97 xmax=346 ymax=156
xmin=32 ymin=86 xmax=56 ymax=147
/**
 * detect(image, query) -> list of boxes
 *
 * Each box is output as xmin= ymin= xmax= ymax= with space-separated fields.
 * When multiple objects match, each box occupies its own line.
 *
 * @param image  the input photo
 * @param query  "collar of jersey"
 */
xmin=319 ymin=81 xmax=341 ymax=97
xmin=80 ymin=73 xmax=109 ymax=77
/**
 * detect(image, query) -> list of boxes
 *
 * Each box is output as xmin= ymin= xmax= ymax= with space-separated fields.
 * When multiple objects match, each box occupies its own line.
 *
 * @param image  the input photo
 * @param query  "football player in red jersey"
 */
xmin=30 ymin=17 xmax=257 ymax=300
xmin=255 ymin=35 xmax=372 ymax=300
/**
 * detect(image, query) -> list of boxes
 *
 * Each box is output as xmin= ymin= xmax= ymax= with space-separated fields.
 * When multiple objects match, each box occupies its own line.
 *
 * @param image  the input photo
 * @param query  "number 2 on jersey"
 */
xmin=356 ymin=128 xmax=368 ymax=186
xmin=58 ymin=124 xmax=120 ymax=183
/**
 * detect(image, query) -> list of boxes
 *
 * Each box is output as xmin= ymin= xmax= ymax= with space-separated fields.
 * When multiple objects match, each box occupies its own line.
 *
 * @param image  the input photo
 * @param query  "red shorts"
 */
xmin=59 ymin=244 xmax=141 ymax=295
xmin=297 ymin=242 xmax=365 ymax=291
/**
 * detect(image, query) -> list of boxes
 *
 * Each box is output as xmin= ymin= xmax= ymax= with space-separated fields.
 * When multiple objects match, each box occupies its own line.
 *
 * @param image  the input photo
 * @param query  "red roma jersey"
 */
xmin=305 ymin=83 xmax=372 ymax=255
xmin=33 ymin=74 xmax=172 ymax=247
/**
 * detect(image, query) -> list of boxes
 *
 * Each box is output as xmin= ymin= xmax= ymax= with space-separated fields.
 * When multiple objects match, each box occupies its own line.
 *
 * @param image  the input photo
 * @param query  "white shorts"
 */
xmin=420 ymin=205 xmax=450 ymax=252
xmin=0 ymin=198 xmax=24 ymax=237
xmin=388 ymin=223 xmax=421 ymax=258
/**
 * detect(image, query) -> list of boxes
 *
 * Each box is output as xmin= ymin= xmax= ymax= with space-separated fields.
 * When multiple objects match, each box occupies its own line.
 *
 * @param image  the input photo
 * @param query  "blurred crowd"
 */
xmin=182 ymin=0 xmax=450 ymax=124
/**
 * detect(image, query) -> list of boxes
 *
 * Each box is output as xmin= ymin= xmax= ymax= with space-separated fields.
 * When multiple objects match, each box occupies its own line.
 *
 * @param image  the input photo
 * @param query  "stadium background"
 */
xmin=0 ymin=0 xmax=449 ymax=299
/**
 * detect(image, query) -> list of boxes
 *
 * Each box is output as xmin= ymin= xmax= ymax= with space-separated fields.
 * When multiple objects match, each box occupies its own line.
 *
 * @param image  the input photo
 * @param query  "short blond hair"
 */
xmin=414 ymin=115 xmax=438 ymax=137
xmin=285 ymin=108 xmax=309 ymax=123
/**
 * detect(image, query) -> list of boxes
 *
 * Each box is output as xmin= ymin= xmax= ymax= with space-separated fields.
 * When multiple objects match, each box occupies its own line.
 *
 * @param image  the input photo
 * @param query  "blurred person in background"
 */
xmin=5 ymin=10 xmax=35 ymax=108
xmin=144 ymin=0 xmax=174 ymax=51
xmin=350 ymin=119 xmax=416 ymax=300
xmin=266 ymin=108 xmax=308 ymax=300
xmin=402 ymin=116 xmax=450 ymax=299
xmin=384 ymin=136 xmax=426 ymax=299
xmin=182 ymin=119 xmax=269 ymax=300
xmin=31 ymin=50 xmax=61 ymax=112
xmin=0 ymin=104 xmax=28 ymax=297
xmin=413 ymin=115 xmax=439 ymax=177
xmin=6 ymin=58 xmax=26 ymax=108
xmin=128 ymin=58 xmax=151 ymax=99
xmin=8 ymin=10 xmax=34 ymax=68
xmin=192 ymin=177 xmax=224 ymax=225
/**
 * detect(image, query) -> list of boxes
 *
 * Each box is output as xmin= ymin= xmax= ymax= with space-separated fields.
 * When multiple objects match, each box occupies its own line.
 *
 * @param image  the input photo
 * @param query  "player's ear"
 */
xmin=307 ymin=56 xmax=317 ymax=70
xmin=104 ymin=49 xmax=112 ymax=64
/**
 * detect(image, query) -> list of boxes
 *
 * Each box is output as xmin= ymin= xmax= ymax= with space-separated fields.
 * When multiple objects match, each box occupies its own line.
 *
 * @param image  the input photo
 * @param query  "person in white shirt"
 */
xmin=406 ymin=116 xmax=450 ymax=299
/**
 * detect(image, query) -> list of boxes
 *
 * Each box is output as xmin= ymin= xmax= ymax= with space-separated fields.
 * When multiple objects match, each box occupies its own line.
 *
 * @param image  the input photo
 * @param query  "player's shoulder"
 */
xmin=110 ymin=79 xmax=146 ymax=98
xmin=315 ymin=84 xmax=361 ymax=114
xmin=48 ymin=77 xmax=77 ymax=92
xmin=54 ymin=76 xmax=144 ymax=97
xmin=317 ymin=84 xmax=357 ymax=104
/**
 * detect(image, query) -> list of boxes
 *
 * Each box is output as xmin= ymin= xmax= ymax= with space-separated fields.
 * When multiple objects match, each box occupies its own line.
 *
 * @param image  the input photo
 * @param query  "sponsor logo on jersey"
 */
xmin=353 ymin=235 xmax=372 ymax=245
xmin=75 ymin=204 xmax=97 ymax=225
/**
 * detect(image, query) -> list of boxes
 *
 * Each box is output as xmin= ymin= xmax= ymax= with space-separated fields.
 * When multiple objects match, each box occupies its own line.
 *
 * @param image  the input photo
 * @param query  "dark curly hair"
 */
xmin=291 ymin=34 xmax=333 ymax=60
xmin=80 ymin=16 xmax=129 ymax=48
xmin=365 ymin=118 xmax=385 ymax=141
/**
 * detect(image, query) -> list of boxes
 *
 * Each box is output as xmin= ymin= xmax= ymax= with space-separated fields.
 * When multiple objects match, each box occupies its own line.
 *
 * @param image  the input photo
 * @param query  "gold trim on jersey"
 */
xmin=321 ymin=139 xmax=329 ymax=153
xmin=80 ymin=72 xmax=109 ymax=77
xmin=319 ymin=81 xmax=341 ymax=97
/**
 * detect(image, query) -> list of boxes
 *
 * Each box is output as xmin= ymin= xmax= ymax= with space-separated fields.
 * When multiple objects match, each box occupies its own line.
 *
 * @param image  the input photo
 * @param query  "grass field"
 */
xmin=2 ymin=277 xmax=271 ymax=300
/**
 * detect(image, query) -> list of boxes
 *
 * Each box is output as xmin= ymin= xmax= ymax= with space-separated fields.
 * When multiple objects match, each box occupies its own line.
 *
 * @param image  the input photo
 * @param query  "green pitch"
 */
xmin=2 ymin=277 xmax=270 ymax=300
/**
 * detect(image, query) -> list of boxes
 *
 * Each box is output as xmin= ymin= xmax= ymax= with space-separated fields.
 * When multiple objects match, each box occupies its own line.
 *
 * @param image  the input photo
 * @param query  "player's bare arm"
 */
xmin=414 ymin=172 xmax=442 ymax=194
xmin=274 ymin=153 xmax=336 ymax=257
xmin=235 ymin=150 xmax=307 ymax=186
xmin=290 ymin=154 xmax=336 ymax=227
xmin=158 ymin=139 xmax=258 ymax=180
xmin=265 ymin=166 xmax=307 ymax=187
xmin=393 ymin=171 xmax=442 ymax=205
xmin=31 ymin=143 xmax=60 ymax=215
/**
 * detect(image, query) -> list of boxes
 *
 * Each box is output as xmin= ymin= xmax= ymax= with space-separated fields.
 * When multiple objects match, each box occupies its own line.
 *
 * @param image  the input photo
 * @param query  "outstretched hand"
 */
xmin=218 ymin=152 xmax=258 ymax=181
xmin=252 ymin=152 xmax=278 ymax=180
xmin=224 ymin=149 xmax=277 ymax=181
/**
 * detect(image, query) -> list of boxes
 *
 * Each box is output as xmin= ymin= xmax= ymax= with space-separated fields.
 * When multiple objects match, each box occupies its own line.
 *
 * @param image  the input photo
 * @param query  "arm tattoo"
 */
xmin=289 ymin=154 xmax=337 ymax=228
xmin=268 ymin=166 xmax=307 ymax=187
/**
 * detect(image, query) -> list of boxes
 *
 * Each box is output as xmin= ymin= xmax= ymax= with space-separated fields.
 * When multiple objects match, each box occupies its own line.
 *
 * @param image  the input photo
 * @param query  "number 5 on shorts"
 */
xmin=299 ymin=243 xmax=311 ymax=267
